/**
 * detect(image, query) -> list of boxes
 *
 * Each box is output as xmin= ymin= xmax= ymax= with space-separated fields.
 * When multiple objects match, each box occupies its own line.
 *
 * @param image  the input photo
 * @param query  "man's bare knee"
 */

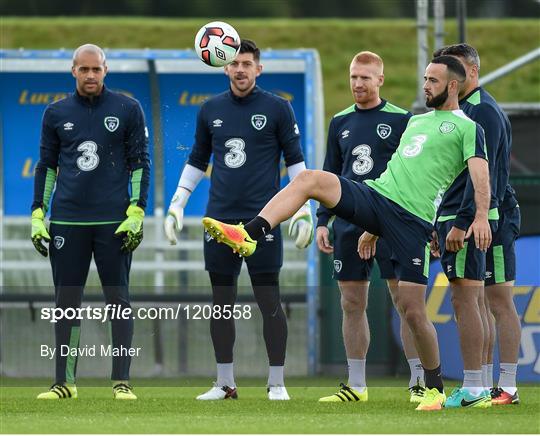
xmin=487 ymin=291 xmax=514 ymax=319
xmin=404 ymin=308 xmax=426 ymax=332
xmin=339 ymin=282 xmax=368 ymax=314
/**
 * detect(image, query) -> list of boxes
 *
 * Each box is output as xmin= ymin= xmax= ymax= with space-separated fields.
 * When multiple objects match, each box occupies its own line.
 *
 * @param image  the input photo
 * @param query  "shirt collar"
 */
xmin=354 ymin=98 xmax=386 ymax=113
xmin=228 ymin=85 xmax=260 ymax=103
xmin=459 ymin=86 xmax=482 ymax=104
xmin=74 ymin=85 xmax=109 ymax=106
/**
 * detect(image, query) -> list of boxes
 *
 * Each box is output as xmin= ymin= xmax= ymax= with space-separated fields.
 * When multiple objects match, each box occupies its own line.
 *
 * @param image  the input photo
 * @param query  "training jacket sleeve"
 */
xmin=32 ymin=105 xmax=60 ymax=212
xmin=316 ymin=118 xmax=341 ymax=227
xmin=126 ymin=101 xmax=151 ymax=210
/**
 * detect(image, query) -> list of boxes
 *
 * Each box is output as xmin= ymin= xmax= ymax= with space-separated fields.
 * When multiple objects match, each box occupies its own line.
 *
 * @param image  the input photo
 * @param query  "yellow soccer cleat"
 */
xmin=37 ymin=383 xmax=78 ymax=400
xmin=409 ymin=383 xmax=426 ymax=403
xmin=415 ymin=387 xmax=446 ymax=411
xmin=318 ymin=383 xmax=368 ymax=402
xmin=113 ymin=383 xmax=137 ymax=400
xmin=202 ymin=217 xmax=257 ymax=257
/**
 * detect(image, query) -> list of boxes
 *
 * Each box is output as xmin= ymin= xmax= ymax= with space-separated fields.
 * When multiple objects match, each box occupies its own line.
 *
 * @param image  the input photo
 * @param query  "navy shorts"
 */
xmin=435 ymin=219 xmax=487 ymax=281
xmin=486 ymin=206 xmax=520 ymax=285
xmin=330 ymin=177 xmax=432 ymax=285
xmin=204 ymin=218 xmax=283 ymax=276
xmin=332 ymin=217 xmax=396 ymax=281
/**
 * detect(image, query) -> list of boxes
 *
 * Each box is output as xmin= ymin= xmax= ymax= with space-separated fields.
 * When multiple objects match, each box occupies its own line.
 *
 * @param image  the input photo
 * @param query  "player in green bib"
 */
xmin=365 ymin=108 xmax=486 ymax=223
xmin=202 ymin=55 xmax=492 ymax=411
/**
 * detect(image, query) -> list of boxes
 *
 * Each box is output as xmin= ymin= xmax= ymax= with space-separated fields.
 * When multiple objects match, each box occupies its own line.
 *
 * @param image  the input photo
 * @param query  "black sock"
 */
xmin=423 ymin=365 xmax=444 ymax=393
xmin=244 ymin=216 xmax=272 ymax=241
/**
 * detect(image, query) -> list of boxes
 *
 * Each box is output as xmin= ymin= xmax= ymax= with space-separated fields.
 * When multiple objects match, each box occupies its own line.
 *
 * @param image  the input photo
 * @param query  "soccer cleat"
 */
xmin=444 ymin=388 xmax=491 ymax=408
xmin=37 ymin=383 xmax=77 ymax=400
xmin=409 ymin=383 xmax=426 ymax=403
xmin=491 ymin=387 xmax=520 ymax=405
xmin=196 ymin=383 xmax=238 ymax=400
xmin=415 ymin=387 xmax=446 ymax=411
xmin=267 ymin=385 xmax=290 ymax=400
xmin=318 ymin=383 xmax=368 ymax=402
xmin=202 ymin=217 xmax=257 ymax=257
xmin=113 ymin=383 xmax=137 ymax=400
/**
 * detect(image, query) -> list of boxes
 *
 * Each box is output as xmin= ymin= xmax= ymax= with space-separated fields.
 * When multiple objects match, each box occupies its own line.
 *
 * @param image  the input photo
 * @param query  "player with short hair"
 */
xmin=203 ymin=56 xmax=493 ymax=411
xmin=436 ymin=43 xmax=521 ymax=406
xmin=31 ymin=43 xmax=150 ymax=400
xmin=315 ymin=51 xmax=425 ymax=403
xmin=164 ymin=39 xmax=312 ymax=401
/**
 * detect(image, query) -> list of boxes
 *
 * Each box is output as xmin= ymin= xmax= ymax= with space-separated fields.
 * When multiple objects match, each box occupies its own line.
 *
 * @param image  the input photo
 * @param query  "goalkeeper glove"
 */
xmin=164 ymin=188 xmax=190 ymax=245
xmin=115 ymin=205 xmax=144 ymax=253
xmin=31 ymin=208 xmax=51 ymax=257
xmin=288 ymin=201 xmax=314 ymax=249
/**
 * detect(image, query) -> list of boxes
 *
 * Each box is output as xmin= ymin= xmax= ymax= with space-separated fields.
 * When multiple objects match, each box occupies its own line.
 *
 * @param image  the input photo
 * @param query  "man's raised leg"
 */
xmin=203 ymin=170 xmax=344 ymax=254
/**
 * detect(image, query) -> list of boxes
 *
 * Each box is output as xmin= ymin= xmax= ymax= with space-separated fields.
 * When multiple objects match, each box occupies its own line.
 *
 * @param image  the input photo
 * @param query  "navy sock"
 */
xmin=423 ymin=365 xmax=444 ymax=393
xmin=244 ymin=216 xmax=271 ymax=241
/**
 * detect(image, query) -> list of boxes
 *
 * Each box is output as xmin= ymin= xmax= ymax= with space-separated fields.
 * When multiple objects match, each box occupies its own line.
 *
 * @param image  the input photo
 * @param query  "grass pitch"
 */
xmin=1 ymin=378 xmax=539 ymax=433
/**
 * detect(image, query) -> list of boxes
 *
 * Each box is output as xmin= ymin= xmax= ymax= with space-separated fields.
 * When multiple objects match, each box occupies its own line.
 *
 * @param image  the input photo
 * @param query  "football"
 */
xmin=194 ymin=21 xmax=241 ymax=67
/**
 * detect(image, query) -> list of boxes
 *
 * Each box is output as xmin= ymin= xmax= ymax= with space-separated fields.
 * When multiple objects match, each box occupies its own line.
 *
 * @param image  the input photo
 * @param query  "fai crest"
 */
xmin=334 ymin=260 xmax=342 ymax=273
xmin=377 ymin=124 xmax=392 ymax=139
xmin=54 ymin=236 xmax=65 ymax=250
xmin=439 ymin=121 xmax=456 ymax=134
xmin=251 ymin=114 xmax=267 ymax=130
xmin=104 ymin=116 xmax=120 ymax=132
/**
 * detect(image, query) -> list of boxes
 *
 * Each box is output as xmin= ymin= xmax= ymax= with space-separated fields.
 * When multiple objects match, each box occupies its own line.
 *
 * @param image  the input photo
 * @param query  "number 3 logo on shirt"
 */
xmin=352 ymin=144 xmax=373 ymax=175
xmin=402 ymin=134 xmax=427 ymax=158
xmin=76 ymin=141 xmax=100 ymax=171
xmin=224 ymin=138 xmax=246 ymax=168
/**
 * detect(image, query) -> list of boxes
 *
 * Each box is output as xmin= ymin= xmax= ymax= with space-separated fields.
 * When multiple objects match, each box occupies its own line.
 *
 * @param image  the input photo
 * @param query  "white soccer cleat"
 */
xmin=267 ymin=385 xmax=290 ymax=400
xmin=196 ymin=383 xmax=238 ymax=400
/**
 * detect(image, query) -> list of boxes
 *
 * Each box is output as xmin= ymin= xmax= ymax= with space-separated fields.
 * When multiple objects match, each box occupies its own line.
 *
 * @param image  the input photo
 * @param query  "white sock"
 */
xmin=463 ymin=370 xmax=484 ymax=396
xmin=347 ymin=358 xmax=366 ymax=392
xmin=487 ymin=363 xmax=494 ymax=388
xmin=499 ymin=363 xmax=518 ymax=395
xmin=268 ymin=366 xmax=285 ymax=386
xmin=407 ymin=358 xmax=425 ymax=387
xmin=216 ymin=363 xmax=235 ymax=388
xmin=481 ymin=364 xmax=489 ymax=390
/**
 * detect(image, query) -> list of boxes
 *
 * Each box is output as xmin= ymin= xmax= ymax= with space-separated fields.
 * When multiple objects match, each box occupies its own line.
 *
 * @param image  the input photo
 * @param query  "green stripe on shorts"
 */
xmin=65 ymin=326 xmax=80 ymax=384
xmin=493 ymin=245 xmax=506 ymax=283
xmin=424 ymin=243 xmax=430 ymax=278
xmin=455 ymin=241 xmax=468 ymax=278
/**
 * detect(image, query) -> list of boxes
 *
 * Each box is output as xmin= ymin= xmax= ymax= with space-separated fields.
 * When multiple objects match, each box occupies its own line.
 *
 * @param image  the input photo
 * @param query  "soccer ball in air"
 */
xmin=194 ymin=21 xmax=241 ymax=67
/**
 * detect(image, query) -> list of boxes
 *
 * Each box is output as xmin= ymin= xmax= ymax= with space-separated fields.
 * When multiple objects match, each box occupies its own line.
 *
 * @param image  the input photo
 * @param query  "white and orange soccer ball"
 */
xmin=194 ymin=21 xmax=241 ymax=67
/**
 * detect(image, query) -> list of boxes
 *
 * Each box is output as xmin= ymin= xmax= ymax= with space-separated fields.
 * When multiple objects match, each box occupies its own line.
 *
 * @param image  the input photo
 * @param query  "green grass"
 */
xmin=1 ymin=18 xmax=539 ymax=125
xmin=1 ymin=378 xmax=539 ymax=433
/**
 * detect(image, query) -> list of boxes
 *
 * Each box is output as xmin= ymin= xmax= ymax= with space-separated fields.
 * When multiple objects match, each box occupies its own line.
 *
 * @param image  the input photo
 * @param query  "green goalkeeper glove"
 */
xmin=31 ymin=208 xmax=51 ymax=257
xmin=115 ymin=205 xmax=145 ymax=253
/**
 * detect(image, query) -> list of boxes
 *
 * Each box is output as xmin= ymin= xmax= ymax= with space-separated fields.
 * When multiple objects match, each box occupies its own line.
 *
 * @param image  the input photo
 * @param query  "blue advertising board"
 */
xmin=392 ymin=235 xmax=540 ymax=382
xmin=0 ymin=61 xmax=155 ymax=214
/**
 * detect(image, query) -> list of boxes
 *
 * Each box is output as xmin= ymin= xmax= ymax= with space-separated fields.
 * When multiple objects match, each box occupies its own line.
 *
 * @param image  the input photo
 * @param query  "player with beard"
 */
xmin=434 ymin=44 xmax=521 ymax=406
xmin=164 ymin=39 xmax=313 ymax=400
xmin=203 ymin=56 xmax=492 ymax=411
